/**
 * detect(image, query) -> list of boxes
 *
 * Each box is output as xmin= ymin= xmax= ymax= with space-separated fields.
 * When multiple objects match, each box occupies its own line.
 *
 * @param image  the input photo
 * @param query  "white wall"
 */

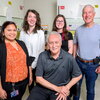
xmin=0 ymin=0 xmax=24 ymax=18
xmin=57 ymin=0 xmax=100 ymax=30
xmin=0 ymin=0 xmax=24 ymax=28
xmin=24 ymin=0 xmax=57 ymax=31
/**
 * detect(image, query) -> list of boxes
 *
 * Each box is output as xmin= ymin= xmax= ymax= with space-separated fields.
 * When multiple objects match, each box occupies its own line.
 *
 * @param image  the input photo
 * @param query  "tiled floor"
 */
xmin=22 ymin=75 xmax=100 ymax=100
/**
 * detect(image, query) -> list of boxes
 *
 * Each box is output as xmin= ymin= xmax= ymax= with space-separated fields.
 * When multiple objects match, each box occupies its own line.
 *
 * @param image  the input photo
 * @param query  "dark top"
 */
xmin=36 ymin=49 xmax=81 ymax=86
xmin=0 ymin=39 xmax=30 ymax=88
xmin=60 ymin=32 xmax=73 ymax=52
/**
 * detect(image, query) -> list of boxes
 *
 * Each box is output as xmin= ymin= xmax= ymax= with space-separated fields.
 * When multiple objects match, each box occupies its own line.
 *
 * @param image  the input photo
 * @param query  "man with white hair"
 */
xmin=73 ymin=5 xmax=100 ymax=100
xmin=27 ymin=31 xmax=82 ymax=100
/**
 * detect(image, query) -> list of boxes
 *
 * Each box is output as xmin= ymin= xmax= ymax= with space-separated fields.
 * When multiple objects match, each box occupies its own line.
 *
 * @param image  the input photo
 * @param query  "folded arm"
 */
xmin=57 ymin=74 xmax=82 ymax=98
xmin=36 ymin=76 xmax=68 ymax=100
xmin=36 ymin=76 xmax=62 ymax=93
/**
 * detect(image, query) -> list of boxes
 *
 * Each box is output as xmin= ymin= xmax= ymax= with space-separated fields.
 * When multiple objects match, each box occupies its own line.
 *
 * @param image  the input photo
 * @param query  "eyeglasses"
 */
xmin=56 ymin=20 xmax=64 ymax=23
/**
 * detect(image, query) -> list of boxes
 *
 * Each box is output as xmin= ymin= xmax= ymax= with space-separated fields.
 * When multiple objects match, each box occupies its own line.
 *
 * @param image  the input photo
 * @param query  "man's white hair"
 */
xmin=46 ymin=31 xmax=62 ymax=43
xmin=82 ymin=4 xmax=95 ymax=13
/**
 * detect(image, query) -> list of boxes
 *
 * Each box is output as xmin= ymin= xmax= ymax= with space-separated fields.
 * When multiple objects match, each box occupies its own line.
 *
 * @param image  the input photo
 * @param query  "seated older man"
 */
xmin=27 ymin=31 xmax=82 ymax=100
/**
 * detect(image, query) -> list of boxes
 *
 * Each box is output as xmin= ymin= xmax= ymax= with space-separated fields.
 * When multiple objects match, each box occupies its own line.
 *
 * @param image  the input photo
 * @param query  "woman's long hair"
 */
xmin=22 ymin=9 xmax=42 ymax=33
xmin=52 ymin=14 xmax=68 ymax=40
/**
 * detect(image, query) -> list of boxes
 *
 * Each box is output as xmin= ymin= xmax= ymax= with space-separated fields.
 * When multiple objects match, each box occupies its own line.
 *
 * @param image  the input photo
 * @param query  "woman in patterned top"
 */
xmin=0 ymin=21 xmax=32 ymax=100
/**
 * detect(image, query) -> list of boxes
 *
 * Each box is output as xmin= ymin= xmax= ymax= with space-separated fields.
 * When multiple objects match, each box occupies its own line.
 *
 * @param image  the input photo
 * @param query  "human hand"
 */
xmin=56 ymin=93 xmax=67 ymax=100
xmin=55 ymin=86 xmax=62 ymax=93
xmin=60 ymin=86 xmax=70 ymax=96
xmin=55 ymin=86 xmax=70 ymax=98
xmin=0 ymin=88 xmax=7 ymax=99
xmin=95 ymin=66 xmax=100 ymax=74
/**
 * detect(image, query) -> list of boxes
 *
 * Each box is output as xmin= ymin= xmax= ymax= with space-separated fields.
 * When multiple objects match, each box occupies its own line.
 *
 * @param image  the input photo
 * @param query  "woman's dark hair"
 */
xmin=0 ymin=21 xmax=17 ymax=42
xmin=22 ymin=9 xmax=42 ymax=33
xmin=52 ymin=14 xmax=68 ymax=40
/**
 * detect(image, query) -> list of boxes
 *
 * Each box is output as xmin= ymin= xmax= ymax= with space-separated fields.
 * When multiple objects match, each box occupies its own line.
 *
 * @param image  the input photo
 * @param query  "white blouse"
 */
xmin=19 ymin=30 xmax=45 ymax=68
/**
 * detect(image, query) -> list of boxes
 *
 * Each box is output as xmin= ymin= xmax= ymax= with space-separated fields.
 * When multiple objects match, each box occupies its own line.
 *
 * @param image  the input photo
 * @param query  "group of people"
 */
xmin=0 ymin=4 xmax=100 ymax=100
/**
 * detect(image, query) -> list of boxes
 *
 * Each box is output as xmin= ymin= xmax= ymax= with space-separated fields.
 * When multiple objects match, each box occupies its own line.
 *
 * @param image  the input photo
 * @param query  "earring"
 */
xmin=3 ymin=34 xmax=5 ymax=36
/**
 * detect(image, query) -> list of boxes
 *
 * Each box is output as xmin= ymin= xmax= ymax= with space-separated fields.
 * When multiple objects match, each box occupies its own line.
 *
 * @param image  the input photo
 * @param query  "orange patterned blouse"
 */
xmin=5 ymin=42 xmax=28 ymax=82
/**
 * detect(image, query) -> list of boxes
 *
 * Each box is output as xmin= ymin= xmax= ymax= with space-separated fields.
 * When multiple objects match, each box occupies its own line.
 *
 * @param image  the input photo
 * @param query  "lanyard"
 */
xmin=12 ymin=83 xmax=15 ymax=91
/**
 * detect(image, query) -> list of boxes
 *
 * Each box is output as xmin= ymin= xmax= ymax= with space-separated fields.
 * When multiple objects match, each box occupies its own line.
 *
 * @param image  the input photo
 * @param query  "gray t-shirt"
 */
xmin=36 ymin=49 xmax=81 ymax=86
xmin=74 ymin=24 xmax=100 ymax=60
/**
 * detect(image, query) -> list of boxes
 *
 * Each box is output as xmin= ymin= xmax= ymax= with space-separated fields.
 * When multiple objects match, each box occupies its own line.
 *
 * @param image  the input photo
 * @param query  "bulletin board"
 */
xmin=0 ymin=0 xmax=24 ymax=18
xmin=0 ymin=0 xmax=24 ymax=29
xmin=57 ymin=0 xmax=100 ymax=30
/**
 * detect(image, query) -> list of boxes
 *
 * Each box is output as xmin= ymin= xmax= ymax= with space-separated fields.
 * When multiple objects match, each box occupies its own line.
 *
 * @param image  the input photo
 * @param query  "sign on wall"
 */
xmin=57 ymin=0 xmax=100 ymax=30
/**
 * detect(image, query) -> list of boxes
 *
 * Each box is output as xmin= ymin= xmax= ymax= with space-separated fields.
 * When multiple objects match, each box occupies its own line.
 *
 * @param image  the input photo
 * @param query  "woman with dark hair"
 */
xmin=19 ymin=9 xmax=45 ymax=92
xmin=52 ymin=14 xmax=73 ymax=54
xmin=0 ymin=21 xmax=32 ymax=100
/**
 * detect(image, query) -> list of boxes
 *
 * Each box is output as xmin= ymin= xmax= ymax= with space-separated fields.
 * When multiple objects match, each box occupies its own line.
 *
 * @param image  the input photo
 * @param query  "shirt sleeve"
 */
xmin=32 ymin=30 xmax=45 ymax=69
xmin=38 ymin=30 xmax=45 ymax=54
xmin=68 ymin=32 xmax=73 ymax=40
xmin=70 ymin=57 xmax=82 ymax=78
xmin=73 ymin=31 xmax=78 ymax=44
xmin=19 ymin=31 xmax=24 ymax=41
xmin=35 ymin=53 xmax=44 ymax=76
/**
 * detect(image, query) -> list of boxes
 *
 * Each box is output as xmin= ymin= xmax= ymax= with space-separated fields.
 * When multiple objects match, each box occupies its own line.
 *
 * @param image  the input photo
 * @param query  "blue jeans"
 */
xmin=73 ymin=58 xmax=98 ymax=100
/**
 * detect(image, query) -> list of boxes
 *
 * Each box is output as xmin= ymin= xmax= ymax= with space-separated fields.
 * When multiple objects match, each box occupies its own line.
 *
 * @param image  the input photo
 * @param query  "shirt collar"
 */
xmin=48 ymin=49 xmax=63 ymax=60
